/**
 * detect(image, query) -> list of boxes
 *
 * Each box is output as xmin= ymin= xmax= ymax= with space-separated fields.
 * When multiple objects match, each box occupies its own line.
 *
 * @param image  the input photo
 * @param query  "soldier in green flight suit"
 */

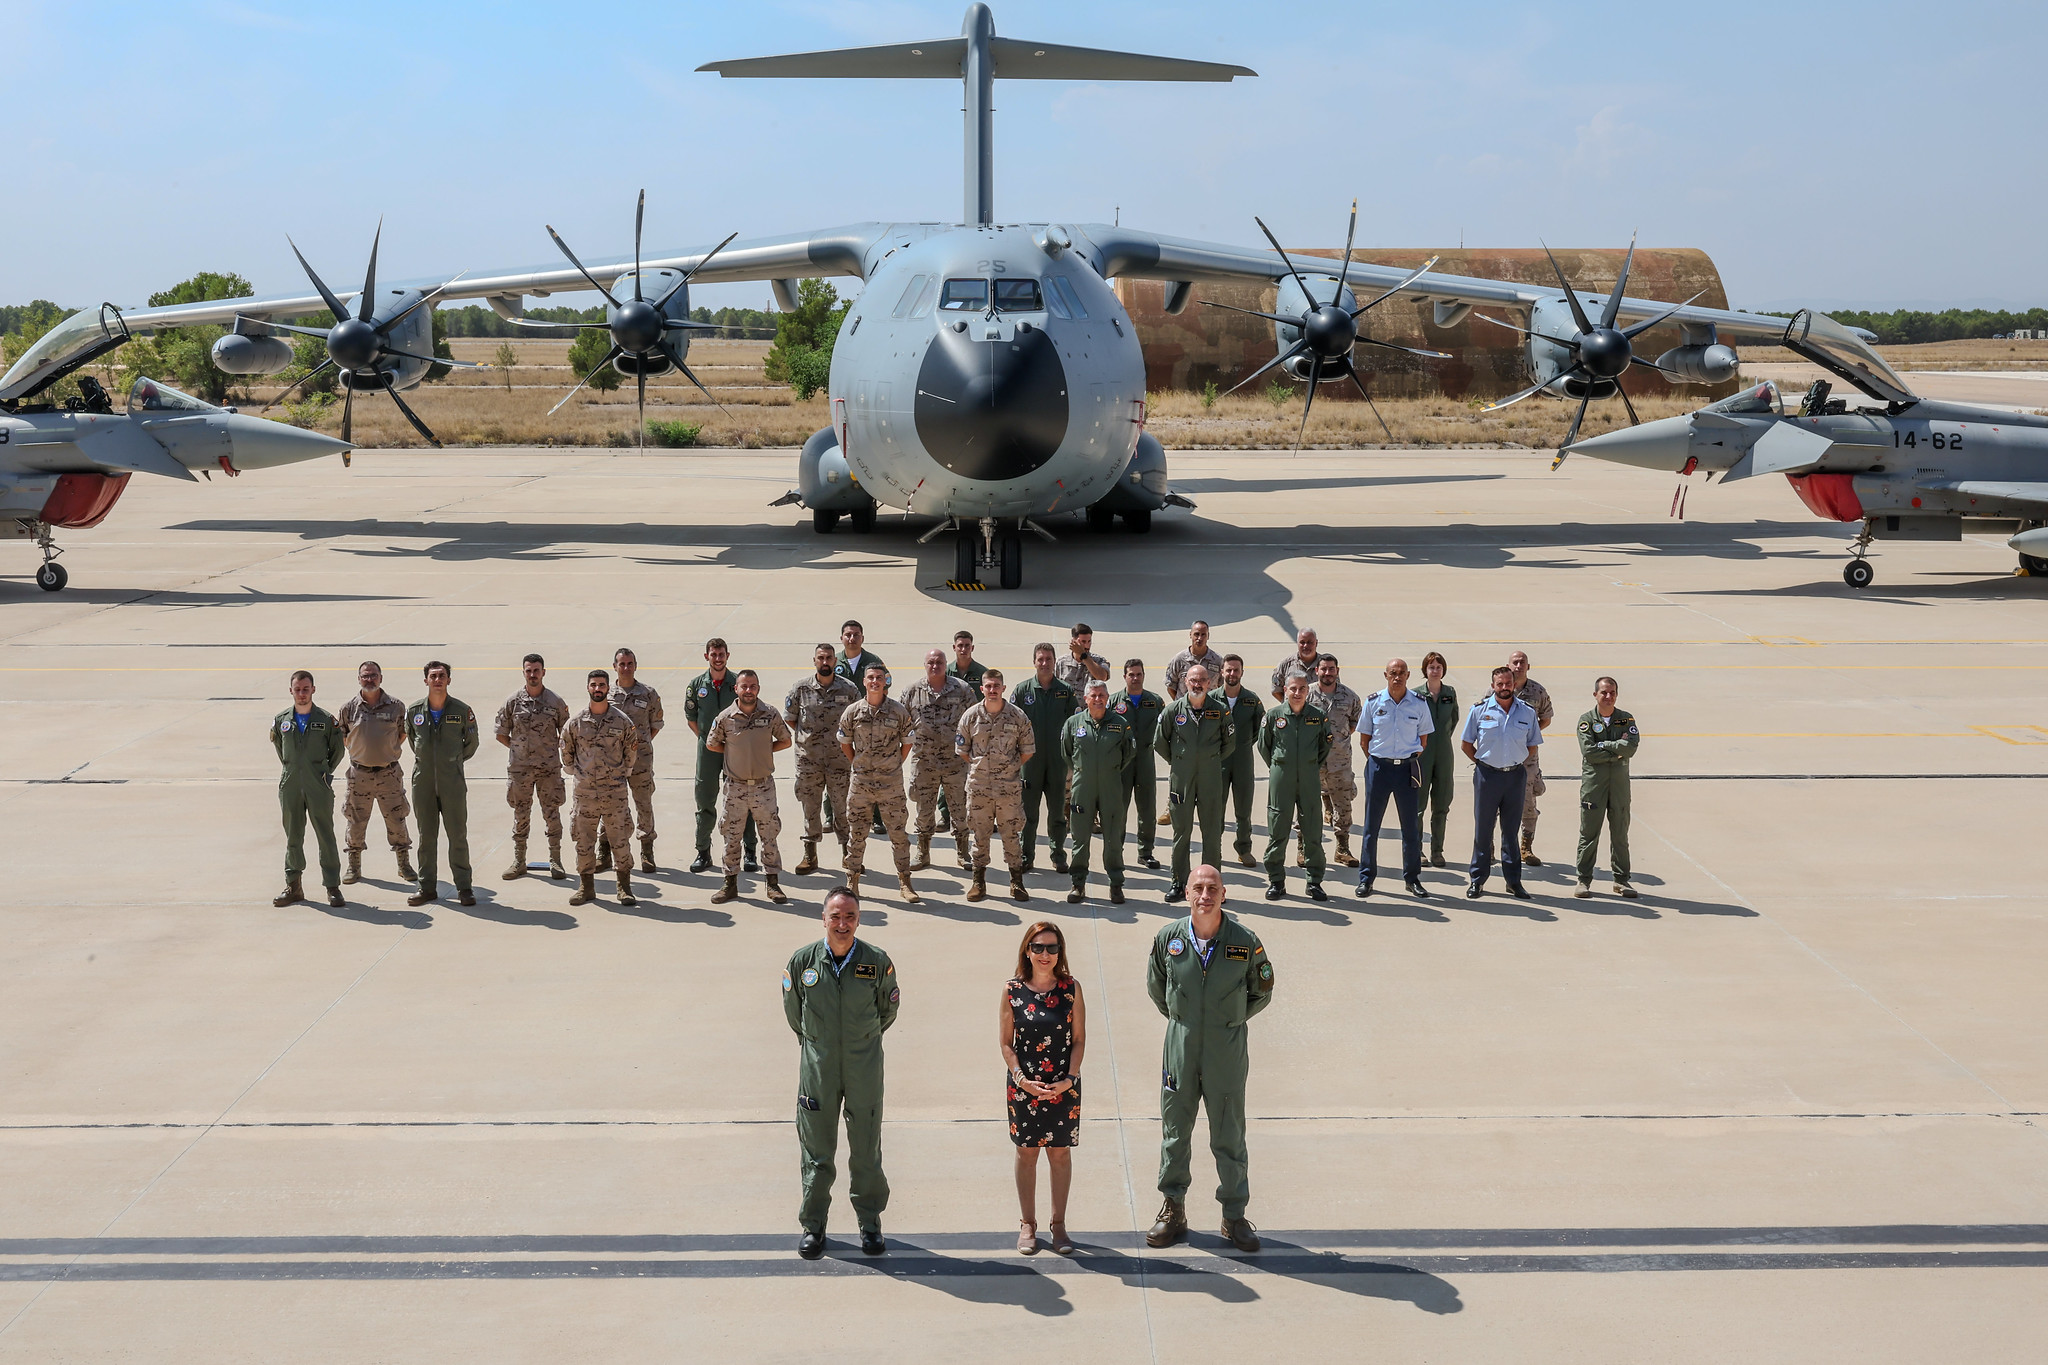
xmin=1061 ymin=679 xmax=1136 ymax=905
xmin=1154 ymin=662 xmax=1236 ymax=902
xmin=1012 ymin=643 xmax=1080 ymax=874
xmin=1257 ymin=673 xmax=1332 ymax=901
xmin=1216 ymin=655 xmax=1266 ymax=868
xmin=1145 ymin=863 xmax=1274 ymax=1253
xmin=1574 ymin=675 xmax=1643 ymax=900
xmin=784 ymin=886 xmax=900 ymax=1261
xmin=271 ymin=669 xmax=348 ymax=909
xmin=1114 ymin=660 xmax=1166 ymax=870
xmin=683 ymin=637 xmax=756 ymax=875
xmin=405 ymin=659 xmax=481 ymax=907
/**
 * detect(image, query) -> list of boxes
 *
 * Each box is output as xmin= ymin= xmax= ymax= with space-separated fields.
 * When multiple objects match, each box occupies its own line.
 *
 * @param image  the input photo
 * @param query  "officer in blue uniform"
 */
xmin=1458 ymin=665 xmax=1544 ymax=900
xmin=1356 ymin=658 xmax=1435 ymax=899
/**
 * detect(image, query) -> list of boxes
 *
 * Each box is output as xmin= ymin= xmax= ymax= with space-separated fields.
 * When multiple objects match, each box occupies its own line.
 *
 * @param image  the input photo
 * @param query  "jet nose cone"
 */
xmin=223 ymin=413 xmax=352 ymax=470
xmin=914 ymin=325 xmax=1068 ymax=481
xmin=1566 ymin=413 xmax=1692 ymax=471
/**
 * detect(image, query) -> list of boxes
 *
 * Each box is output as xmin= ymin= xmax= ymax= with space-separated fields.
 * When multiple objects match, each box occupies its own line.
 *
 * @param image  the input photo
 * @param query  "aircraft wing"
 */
xmin=1920 ymin=480 xmax=2048 ymax=507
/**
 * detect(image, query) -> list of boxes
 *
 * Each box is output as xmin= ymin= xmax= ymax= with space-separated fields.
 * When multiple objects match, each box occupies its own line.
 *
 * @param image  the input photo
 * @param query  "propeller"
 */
xmin=518 ymin=190 xmax=741 ymax=445
xmin=253 ymin=220 xmax=480 ymax=447
xmin=1204 ymin=200 xmax=1448 ymax=449
xmin=1471 ymin=233 xmax=1704 ymax=464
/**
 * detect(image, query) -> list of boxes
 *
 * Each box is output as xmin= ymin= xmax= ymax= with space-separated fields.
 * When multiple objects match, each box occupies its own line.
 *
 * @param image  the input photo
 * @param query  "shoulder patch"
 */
xmin=781 ymin=972 xmax=792 ymax=992
xmin=1258 ymin=961 xmax=1274 ymax=982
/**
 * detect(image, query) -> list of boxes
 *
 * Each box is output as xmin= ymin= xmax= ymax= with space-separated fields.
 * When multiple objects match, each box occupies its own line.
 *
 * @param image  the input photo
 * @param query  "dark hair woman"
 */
xmin=999 ymin=920 xmax=1086 ymax=1255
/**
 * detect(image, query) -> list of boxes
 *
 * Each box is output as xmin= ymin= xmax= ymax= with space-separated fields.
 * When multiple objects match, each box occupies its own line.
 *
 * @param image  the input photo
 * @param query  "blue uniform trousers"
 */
xmin=1467 ymin=761 xmax=1527 ymax=889
xmin=1360 ymin=755 xmax=1423 ymax=886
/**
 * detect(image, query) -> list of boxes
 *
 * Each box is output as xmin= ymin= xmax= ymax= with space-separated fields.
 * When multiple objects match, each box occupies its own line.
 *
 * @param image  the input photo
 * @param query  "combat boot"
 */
xmin=1520 ymin=835 xmax=1543 ymax=867
xmin=897 ymin=872 xmax=921 ymax=905
xmin=407 ymin=884 xmax=438 ymax=907
xmin=272 ymin=877 xmax=304 ymax=908
xmin=547 ymin=839 xmax=567 ymax=880
xmin=596 ymin=838 xmax=612 ymax=873
xmin=396 ymin=849 xmax=418 ymax=883
xmin=1050 ymin=847 xmax=1069 ymax=875
xmin=967 ymin=869 xmax=987 ymax=902
xmin=912 ymin=836 xmax=931 ymax=871
xmin=1334 ymin=831 xmax=1360 ymax=868
xmin=689 ymin=849 xmax=713 ymax=874
xmin=616 ymin=869 xmax=637 ymax=907
xmin=1221 ymin=1217 xmax=1261 ymax=1253
xmin=795 ymin=840 xmax=818 ymax=875
xmin=343 ymin=851 xmax=362 ymax=885
xmin=569 ymin=873 xmax=596 ymax=906
xmin=1067 ymin=880 xmax=1086 ymax=905
xmin=956 ymin=834 xmax=972 ymax=869
xmin=639 ymin=837 xmax=656 ymax=874
xmin=710 ymin=875 xmax=738 ymax=904
xmin=764 ymin=875 xmax=788 ymax=905
xmin=1146 ymin=1198 xmax=1187 ymax=1248
xmin=326 ymin=886 xmax=345 ymax=908
xmin=1010 ymin=871 xmax=1030 ymax=902
xmin=502 ymin=842 xmax=527 ymax=880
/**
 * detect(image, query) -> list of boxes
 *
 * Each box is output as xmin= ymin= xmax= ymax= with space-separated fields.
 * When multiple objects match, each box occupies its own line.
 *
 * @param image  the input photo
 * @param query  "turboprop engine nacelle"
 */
xmin=1273 ymin=274 xmax=1361 ymax=382
xmin=210 ymin=332 xmax=295 ymax=375
xmin=605 ymin=270 xmax=693 ymax=378
xmin=1655 ymin=343 xmax=1740 ymax=386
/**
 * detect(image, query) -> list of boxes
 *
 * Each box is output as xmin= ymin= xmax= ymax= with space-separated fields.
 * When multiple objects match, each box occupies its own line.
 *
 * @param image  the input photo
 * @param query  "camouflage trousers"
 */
xmin=722 ymin=774 xmax=784 ymax=874
xmin=1321 ymin=761 xmax=1358 ymax=842
xmin=793 ymin=753 xmax=851 ymax=845
xmin=627 ymin=769 xmax=657 ymax=843
xmin=907 ymin=751 xmax=966 ymax=840
xmin=1522 ymin=756 xmax=1545 ymax=838
xmin=845 ymin=769 xmax=911 ymax=876
xmin=507 ymin=766 xmax=565 ymax=843
xmin=343 ymin=762 xmax=412 ymax=853
xmin=967 ymin=777 xmax=1027 ymax=872
xmin=570 ymin=786 xmax=634 ymax=875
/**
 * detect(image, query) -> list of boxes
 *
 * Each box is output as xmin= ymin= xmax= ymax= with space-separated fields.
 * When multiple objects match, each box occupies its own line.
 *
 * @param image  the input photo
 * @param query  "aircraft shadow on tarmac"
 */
xmin=0 ymin=581 xmax=419 ymax=608
xmin=1165 ymin=472 xmax=1505 ymax=496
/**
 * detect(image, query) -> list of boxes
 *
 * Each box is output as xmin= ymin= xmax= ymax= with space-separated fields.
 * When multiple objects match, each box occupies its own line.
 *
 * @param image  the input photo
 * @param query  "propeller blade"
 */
xmin=1618 ymin=384 xmax=1641 ymax=427
xmin=633 ymin=190 xmax=645 ymax=302
xmin=1560 ymin=390 xmax=1594 ymax=451
xmin=384 ymin=382 xmax=443 ymax=448
xmin=1254 ymin=216 xmax=1320 ymax=312
xmin=379 ymin=345 xmax=480 ymax=368
xmin=1221 ymin=339 xmax=1310 ymax=396
xmin=261 ymin=357 xmax=335 ymax=411
xmin=1352 ymin=254 xmax=1441 ymax=317
xmin=548 ymin=344 xmax=623 ymax=416
xmin=510 ymin=317 xmax=614 ymax=330
xmin=1294 ymin=374 xmax=1317 ymax=451
xmin=248 ymin=319 xmax=335 ymax=341
xmin=374 ymin=272 xmax=470 ymax=338
xmin=654 ymin=232 xmax=743 ymax=310
xmin=1540 ymin=241 xmax=1595 ymax=336
xmin=1335 ymin=198 xmax=1358 ymax=296
xmin=1348 ymin=370 xmax=1394 ymax=442
xmin=1200 ymin=300 xmax=1307 ymax=327
xmin=546 ymin=226 xmax=620 ymax=307
xmin=1471 ymin=312 xmax=1581 ymax=350
xmin=358 ymin=218 xmax=382 ymax=323
xmin=1620 ymin=290 xmax=1707 ymax=340
xmin=1357 ymin=336 xmax=1452 ymax=360
xmin=1481 ymin=374 xmax=1564 ymax=414
xmin=340 ymin=385 xmax=354 ymax=444
xmin=1600 ymin=231 xmax=1637 ymax=330
xmin=674 ymin=359 xmax=731 ymax=415
xmin=661 ymin=318 xmax=723 ymax=332
xmin=287 ymin=237 xmax=353 ymax=322
xmin=637 ymin=368 xmax=647 ymax=447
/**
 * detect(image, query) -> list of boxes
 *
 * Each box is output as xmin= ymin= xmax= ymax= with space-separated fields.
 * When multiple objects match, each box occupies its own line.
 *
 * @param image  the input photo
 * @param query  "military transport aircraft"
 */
xmin=0 ymin=305 xmax=348 ymax=590
xmin=8 ymin=4 xmax=1882 ymax=589
xmin=1565 ymin=316 xmax=2048 ymax=587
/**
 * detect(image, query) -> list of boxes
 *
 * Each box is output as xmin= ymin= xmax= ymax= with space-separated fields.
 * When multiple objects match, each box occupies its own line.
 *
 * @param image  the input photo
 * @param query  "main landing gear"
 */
xmin=1842 ymin=520 xmax=1876 ymax=589
xmin=954 ymin=517 xmax=1024 ymax=589
xmin=31 ymin=523 xmax=67 ymax=592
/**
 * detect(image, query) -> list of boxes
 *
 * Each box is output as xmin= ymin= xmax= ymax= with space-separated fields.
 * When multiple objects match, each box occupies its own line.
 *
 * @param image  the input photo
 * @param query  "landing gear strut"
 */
xmin=31 ymin=522 xmax=66 ymax=593
xmin=1842 ymin=520 xmax=1876 ymax=589
xmin=953 ymin=517 xmax=1027 ymax=589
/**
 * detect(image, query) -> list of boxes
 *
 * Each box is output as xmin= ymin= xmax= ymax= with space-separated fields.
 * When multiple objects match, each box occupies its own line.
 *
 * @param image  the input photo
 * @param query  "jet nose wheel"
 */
xmin=1843 ymin=559 xmax=1875 ymax=589
xmin=35 ymin=562 xmax=68 ymax=592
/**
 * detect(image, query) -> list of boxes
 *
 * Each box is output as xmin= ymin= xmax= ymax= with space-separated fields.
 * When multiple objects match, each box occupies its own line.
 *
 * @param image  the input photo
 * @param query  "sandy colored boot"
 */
xmin=967 ymin=869 xmax=987 ymax=902
xmin=272 ymin=877 xmax=304 ymax=907
xmin=638 ymin=838 xmax=657 ymax=874
xmin=548 ymin=840 xmax=566 ymax=879
xmin=568 ymin=873 xmax=596 ymax=906
xmin=1334 ymin=833 xmax=1360 ymax=868
xmin=396 ymin=850 xmax=418 ymax=883
xmin=795 ymin=839 xmax=818 ymax=875
xmin=912 ymin=836 xmax=931 ymax=871
xmin=1520 ymin=836 xmax=1543 ymax=867
xmin=765 ymin=875 xmax=789 ymax=905
xmin=898 ymin=872 xmax=922 ymax=904
xmin=502 ymin=842 xmax=527 ymax=880
xmin=616 ymin=869 xmax=636 ymax=907
xmin=342 ymin=851 xmax=362 ymax=885
xmin=1010 ymin=871 xmax=1030 ymax=902
xmin=710 ymin=875 xmax=738 ymax=904
xmin=595 ymin=838 xmax=612 ymax=873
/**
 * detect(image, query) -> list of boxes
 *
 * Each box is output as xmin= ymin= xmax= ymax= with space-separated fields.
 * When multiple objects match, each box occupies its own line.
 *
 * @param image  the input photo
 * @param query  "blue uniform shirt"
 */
xmin=1460 ymin=694 xmax=1543 ymax=768
xmin=292 ymin=711 xmax=309 ymax=734
xmin=1358 ymin=688 xmax=1434 ymax=758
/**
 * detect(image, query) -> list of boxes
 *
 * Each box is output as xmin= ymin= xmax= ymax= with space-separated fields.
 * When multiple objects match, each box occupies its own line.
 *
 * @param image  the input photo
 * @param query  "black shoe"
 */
xmin=1353 ymin=881 xmax=1371 ymax=898
xmin=1019 ymin=859 xmax=1036 ymax=875
xmin=326 ymin=887 xmax=345 ymax=907
xmin=1465 ymin=882 xmax=1483 ymax=899
xmin=1264 ymin=883 xmax=1285 ymax=901
xmin=1067 ymin=885 xmax=1086 ymax=904
xmin=1050 ymin=852 xmax=1069 ymax=875
xmin=798 ymin=1230 xmax=825 ymax=1260
xmin=689 ymin=850 xmax=713 ymax=874
xmin=1165 ymin=884 xmax=1185 ymax=903
xmin=1109 ymin=886 xmax=1125 ymax=905
xmin=456 ymin=888 xmax=476 ymax=906
xmin=1306 ymin=883 xmax=1329 ymax=902
xmin=1236 ymin=850 xmax=1256 ymax=868
xmin=1407 ymin=880 xmax=1431 ymax=899
xmin=1617 ymin=881 xmax=1639 ymax=900
xmin=1140 ymin=853 xmax=1162 ymax=870
xmin=408 ymin=886 xmax=439 ymax=907
xmin=743 ymin=854 xmax=761 ymax=874
xmin=1506 ymin=883 xmax=1532 ymax=900
xmin=859 ymin=1228 xmax=886 ymax=1256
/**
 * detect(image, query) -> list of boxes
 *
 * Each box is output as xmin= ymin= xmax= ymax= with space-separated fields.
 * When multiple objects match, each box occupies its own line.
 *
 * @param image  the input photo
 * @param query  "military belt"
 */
xmin=350 ymin=761 xmax=397 ymax=772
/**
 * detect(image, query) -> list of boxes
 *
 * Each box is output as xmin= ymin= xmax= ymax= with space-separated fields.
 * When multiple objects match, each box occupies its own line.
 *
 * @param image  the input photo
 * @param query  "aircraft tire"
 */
xmin=813 ymin=509 xmax=841 ymax=534
xmin=1121 ymin=509 xmax=1152 ymax=533
xmin=850 ymin=503 xmax=877 ymax=533
xmin=1086 ymin=503 xmax=1115 ymax=533
xmin=954 ymin=532 xmax=978 ymax=584
xmin=2019 ymin=553 xmax=2048 ymax=577
xmin=998 ymin=532 xmax=1024 ymax=590
xmin=35 ymin=562 xmax=66 ymax=592
xmin=1842 ymin=559 xmax=1874 ymax=589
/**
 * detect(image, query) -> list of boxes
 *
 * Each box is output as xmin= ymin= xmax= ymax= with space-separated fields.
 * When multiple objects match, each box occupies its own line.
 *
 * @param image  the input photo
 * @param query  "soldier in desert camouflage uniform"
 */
xmin=1308 ymin=653 xmax=1364 ymax=868
xmin=1508 ymin=650 xmax=1555 ymax=866
xmin=708 ymin=669 xmax=794 ymax=905
xmin=838 ymin=665 xmax=919 ymax=902
xmin=496 ymin=653 xmax=571 ymax=881
xmin=607 ymin=648 xmax=664 ymax=874
xmin=786 ymin=643 xmax=862 ymax=875
xmin=337 ymin=660 xmax=415 ymax=886
xmin=560 ymin=669 xmax=640 ymax=908
xmin=956 ymin=670 xmax=1034 ymax=904
xmin=900 ymin=648 xmax=976 ymax=870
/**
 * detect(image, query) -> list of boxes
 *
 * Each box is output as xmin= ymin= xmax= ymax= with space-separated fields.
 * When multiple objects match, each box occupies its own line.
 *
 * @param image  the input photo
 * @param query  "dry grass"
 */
xmin=1145 ymin=390 xmax=1704 ymax=450
xmin=1873 ymin=339 xmax=2048 ymax=371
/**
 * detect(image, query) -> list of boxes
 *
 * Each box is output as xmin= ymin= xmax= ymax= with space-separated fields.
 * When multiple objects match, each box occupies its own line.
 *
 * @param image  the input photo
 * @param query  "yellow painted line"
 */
xmin=1972 ymin=724 xmax=2048 ymax=746
xmin=1655 ymin=731 xmax=1986 ymax=739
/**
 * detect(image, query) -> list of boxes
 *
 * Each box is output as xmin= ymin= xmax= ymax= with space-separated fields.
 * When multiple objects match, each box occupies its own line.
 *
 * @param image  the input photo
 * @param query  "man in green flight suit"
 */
xmin=1013 ymin=643 xmax=1079 ymax=875
xmin=1155 ymin=662 xmax=1236 ymax=902
xmin=1216 ymin=655 xmax=1266 ymax=868
xmin=1147 ymin=863 xmax=1274 ymax=1253
xmin=1574 ymin=675 xmax=1643 ymax=900
xmin=1061 ymin=679 xmax=1135 ymax=905
xmin=784 ymin=886 xmax=899 ymax=1260
xmin=405 ymin=659 xmax=480 ymax=907
xmin=1257 ymin=673 xmax=1332 ymax=901
xmin=271 ymin=669 xmax=347 ymax=908
xmin=1115 ymin=659 xmax=1166 ymax=870
xmin=684 ymin=637 xmax=755 ymax=875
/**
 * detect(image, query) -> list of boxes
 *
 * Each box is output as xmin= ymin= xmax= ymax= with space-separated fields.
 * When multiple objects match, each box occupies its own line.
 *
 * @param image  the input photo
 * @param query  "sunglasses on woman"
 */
xmin=1028 ymin=942 xmax=1061 ymax=955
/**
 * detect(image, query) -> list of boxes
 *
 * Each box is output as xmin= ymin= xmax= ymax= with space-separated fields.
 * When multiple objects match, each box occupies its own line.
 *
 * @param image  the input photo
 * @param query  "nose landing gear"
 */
xmin=1842 ymin=520 xmax=1876 ymax=589
xmin=951 ymin=517 xmax=1028 ymax=589
xmin=31 ymin=523 xmax=67 ymax=592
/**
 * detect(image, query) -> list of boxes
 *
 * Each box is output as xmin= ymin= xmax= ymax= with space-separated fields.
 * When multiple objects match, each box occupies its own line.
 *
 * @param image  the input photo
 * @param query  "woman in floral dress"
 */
xmin=999 ymin=920 xmax=1086 ymax=1255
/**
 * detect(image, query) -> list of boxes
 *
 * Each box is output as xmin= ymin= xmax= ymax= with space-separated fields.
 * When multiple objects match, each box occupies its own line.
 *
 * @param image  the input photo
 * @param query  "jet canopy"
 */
xmin=1781 ymin=310 xmax=1914 ymax=405
xmin=1703 ymin=381 xmax=1783 ymax=415
xmin=127 ymin=376 xmax=218 ymax=414
xmin=0 ymin=304 xmax=130 ymax=404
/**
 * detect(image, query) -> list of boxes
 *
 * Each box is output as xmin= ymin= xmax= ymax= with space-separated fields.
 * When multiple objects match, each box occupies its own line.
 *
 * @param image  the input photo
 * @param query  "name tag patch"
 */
xmin=1224 ymin=945 xmax=1251 ymax=961
xmin=853 ymin=963 xmax=878 ymax=979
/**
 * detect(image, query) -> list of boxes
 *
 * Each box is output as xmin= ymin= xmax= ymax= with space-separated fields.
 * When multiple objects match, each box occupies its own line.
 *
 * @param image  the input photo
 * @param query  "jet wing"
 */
xmin=1919 ymin=480 xmax=2048 ymax=507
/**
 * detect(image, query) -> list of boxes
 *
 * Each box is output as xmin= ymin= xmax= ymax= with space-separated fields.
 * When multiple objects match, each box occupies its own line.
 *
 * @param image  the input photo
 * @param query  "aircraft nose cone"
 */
xmin=1580 ymin=327 xmax=1631 ymax=379
xmin=913 ymin=325 xmax=1069 ymax=481
xmin=223 ymin=413 xmax=353 ymax=470
xmin=1566 ymin=413 xmax=1692 ymax=470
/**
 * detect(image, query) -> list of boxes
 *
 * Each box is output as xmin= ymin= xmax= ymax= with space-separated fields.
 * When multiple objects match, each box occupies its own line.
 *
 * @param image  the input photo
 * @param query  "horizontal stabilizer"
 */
xmin=699 ymin=37 xmax=1252 ymax=81
xmin=1720 ymin=420 xmax=1831 ymax=482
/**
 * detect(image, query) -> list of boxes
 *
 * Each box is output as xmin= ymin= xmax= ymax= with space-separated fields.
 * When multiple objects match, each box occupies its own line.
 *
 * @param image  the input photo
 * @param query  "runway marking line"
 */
xmin=1971 ymin=724 xmax=2048 ymax=745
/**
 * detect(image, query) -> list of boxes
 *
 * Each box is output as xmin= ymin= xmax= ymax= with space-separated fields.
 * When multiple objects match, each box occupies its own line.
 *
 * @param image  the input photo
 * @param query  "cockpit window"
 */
xmin=891 ymin=274 xmax=929 ymax=319
xmin=939 ymin=278 xmax=989 ymax=312
xmin=993 ymin=278 xmax=1043 ymax=312
xmin=0 ymin=303 xmax=129 ymax=403
xmin=1048 ymin=276 xmax=1088 ymax=321
xmin=127 ymin=376 xmax=217 ymax=414
xmin=1703 ymin=381 xmax=1782 ymax=416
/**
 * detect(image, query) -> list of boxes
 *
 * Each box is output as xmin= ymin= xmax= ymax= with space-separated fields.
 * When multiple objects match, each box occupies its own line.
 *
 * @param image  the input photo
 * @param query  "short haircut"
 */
xmin=290 ymin=669 xmax=314 ymax=686
xmin=423 ymin=660 xmax=451 ymax=679
xmin=954 ymin=630 xmax=974 ymax=644
xmin=1084 ymin=679 xmax=1109 ymax=693
xmin=814 ymin=642 xmax=837 ymax=656
xmin=1223 ymin=653 xmax=1243 ymax=667
xmin=613 ymin=647 xmax=636 ymax=663
xmin=823 ymin=884 xmax=859 ymax=912
xmin=1491 ymin=665 xmax=1515 ymax=682
xmin=705 ymin=637 xmax=728 ymax=653
xmin=984 ymin=668 xmax=1005 ymax=686
xmin=1298 ymin=627 xmax=1318 ymax=642
xmin=1123 ymin=658 xmax=1145 ymax=672
xmin=1316 ymin=653 xmax=1338 ymax=667
xmin=1033 ymin=641 xmax=1056 ymax=658
xmin=588 ymin=669 xmax=610 ymax=683
xmin=1071 ymin=622 xmax=1093 ymax=638
xmin=863 ymin=663 xmax=886 ymax=678
xmin=736 ymin=668 xmax=759 ymax=682
xmin=522 ymin=653 xmax=544 ymax=667
xmin=841 ymin=619 xmax=863 ymax=633
xmin=1595 ymin=675 xmax=1619 ymax=692
xmin=1191 ymin=619 xmax=1210 ymax=630
xmin=357 ymin=660 xmax=381 ymax=674
xmin=1421 ymin=650 xmax=1448 ymax=677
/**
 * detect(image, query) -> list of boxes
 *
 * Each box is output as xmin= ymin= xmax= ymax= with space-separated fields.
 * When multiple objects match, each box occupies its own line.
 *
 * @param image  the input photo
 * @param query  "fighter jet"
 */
xmin=0 ymin=305 xmax=349 ymax=590
xmin=1564 ymin=310 xmax=2048 ymax=587
xmin=41 ymin=4 xmax=1827 ymax=589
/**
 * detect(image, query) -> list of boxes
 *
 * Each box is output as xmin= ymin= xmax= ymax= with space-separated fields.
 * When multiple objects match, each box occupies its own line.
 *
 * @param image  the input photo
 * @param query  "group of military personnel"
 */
xmin=267 ymin=620 xmax=1642 ymax=911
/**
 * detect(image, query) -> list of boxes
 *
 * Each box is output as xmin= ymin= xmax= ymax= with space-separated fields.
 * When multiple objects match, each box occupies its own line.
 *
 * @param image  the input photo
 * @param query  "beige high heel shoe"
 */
xmin=1017 ymin=1220 xmax=1039 ymax=1255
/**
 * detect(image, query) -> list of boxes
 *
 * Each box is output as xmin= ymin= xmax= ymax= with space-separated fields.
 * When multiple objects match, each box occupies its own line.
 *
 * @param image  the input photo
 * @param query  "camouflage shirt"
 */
xmin=838 ymin=696 xmax=914 ymax=776
xmin=1270 ymin=653 xmax=1319 ymax=698
xmin=560 ymin=705 xmax=640 ymax=790
xmin=607 ymin=681 xmax=663 ymax=773
xmin=1308 ymin=682 xmax=1364 ymax=769
xmin=899 ymin=675 xmax=978 ymax=756
xmin=784 ymin=674 xmax=862 ymax=758
xmin=495 ymin=687 xmax=571 ymax=772
xmin=1164 ymin=647 xmax=1225 ymax=698
xmin=955 ymin=701 xmax=1035 ymax=784
xmin=337 ymin=691 xmax=408 ymax=768
xmin=1054 ymin=650 xmax=1111 ymax=692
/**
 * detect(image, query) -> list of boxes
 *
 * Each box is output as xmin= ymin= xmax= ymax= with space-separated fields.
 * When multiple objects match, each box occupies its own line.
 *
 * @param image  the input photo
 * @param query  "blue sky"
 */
xmin=6 ymin=1 xmax=2042 ymax=314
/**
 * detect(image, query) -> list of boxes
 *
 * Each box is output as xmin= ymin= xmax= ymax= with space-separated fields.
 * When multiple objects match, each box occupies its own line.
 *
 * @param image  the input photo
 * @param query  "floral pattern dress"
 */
xmin=1007 ymin=977 xmax=1081 ymax=1147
